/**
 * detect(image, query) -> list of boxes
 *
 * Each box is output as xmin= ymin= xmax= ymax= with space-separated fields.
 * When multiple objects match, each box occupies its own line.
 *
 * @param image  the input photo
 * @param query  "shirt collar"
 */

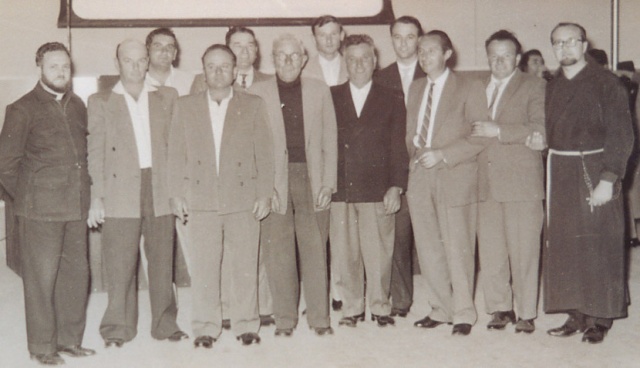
xmin=319 ymin=54 xmax=341 ymax=67
xmin=38 ymin=80 xmax=65 ymax=101
xmin=112 ymin=80 xmax=157 ymax=97
xmin=207 ymin=88 xmax=234 ymax=106
xmin=490 ymin=69 xmax=517 ymax=87
xmin=397 ymin=59 xmax=418 ymax=73
xmin=146 ymin=66 xmax=175 ymax=88
xmin=349 ymin=79 xmax=373 ymax=95
xmin=428 ymin=67 xmax=450 ymax=86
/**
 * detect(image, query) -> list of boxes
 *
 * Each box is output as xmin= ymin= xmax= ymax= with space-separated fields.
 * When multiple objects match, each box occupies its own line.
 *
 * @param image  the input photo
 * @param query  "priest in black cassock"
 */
xmin=538 ymin=22 xmax=633 ymax=344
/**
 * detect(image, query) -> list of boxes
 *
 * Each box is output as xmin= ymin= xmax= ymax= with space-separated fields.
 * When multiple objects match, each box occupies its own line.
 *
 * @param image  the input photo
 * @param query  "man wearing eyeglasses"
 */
xmin=249 ymin=33 xmax=337 ymax=337
xmin=540 ymin=22 xmax=633 ymax=344
xmin=146 ymin=28 xmax=194 ymax=96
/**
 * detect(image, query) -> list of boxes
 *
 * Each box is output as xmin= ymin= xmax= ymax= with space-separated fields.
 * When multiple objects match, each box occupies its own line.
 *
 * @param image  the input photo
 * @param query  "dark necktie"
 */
xmin=418 ymin=83 xmax=434 ymax=148
xmin=240 ymin=74 xmax=247 ymax=89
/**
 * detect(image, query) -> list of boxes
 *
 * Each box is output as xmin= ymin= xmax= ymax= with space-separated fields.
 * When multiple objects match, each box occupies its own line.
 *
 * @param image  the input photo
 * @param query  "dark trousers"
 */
xmin=566 ymin=311 xmax=613 ymax=329
xmin=19 ymin=217 xmax=89 ymax=355
xmin=262 ymin=163 xmax=330 ymax=329
xmin=99 ymin=169 xmax=178 ymax=341
xmin=390 ymin=195 xmax=414 ymax=311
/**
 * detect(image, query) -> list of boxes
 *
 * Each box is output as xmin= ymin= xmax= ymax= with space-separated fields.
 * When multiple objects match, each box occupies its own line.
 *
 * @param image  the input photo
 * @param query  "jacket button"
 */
xmin=238 ymin=162 xmax=241 ymax=167
xmin=196 ymin=180 xmax=200 ymax=184
xmin=197 ymin=160 xmax=201 ymax=165
xmin=112 ymin=147 xmax=116 ymax=151
xmin=113 ymin=174 xmax=116 ymax=178
xmin=345 ymin=144 xmax=349 ymax=149
xmin=240 ymin=182 xmax=244 ymax=187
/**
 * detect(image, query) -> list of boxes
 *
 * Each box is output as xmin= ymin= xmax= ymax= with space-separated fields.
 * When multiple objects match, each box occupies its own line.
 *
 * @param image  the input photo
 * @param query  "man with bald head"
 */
xmin=249 ymin=34 xmax=337 ymax=336
xmin=87 ymin=39 xmax=187 ymax=347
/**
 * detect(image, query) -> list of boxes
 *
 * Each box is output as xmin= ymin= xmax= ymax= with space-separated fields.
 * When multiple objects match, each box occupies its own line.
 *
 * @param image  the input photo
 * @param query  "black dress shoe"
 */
xmin=312 ymin=326 xmax=334 ymax=336
xmin=236 ymin=332 xmax=260 ymax=345
xmin=582 ymin=325 xmax=608 ymax=344
xmin=274 ymin=328 xmax=294 ymax=337
xmin=222 ymin=319 xmax=231 ymax=330
xmin=630 ymin=238 xmax=640 ymax=247
xmin=515 ymin=318 xmax=535 ymax=334
xmin=30 ymin=352 xmax=65 ymax=365
xmin=167 ymin=330 xmax=189 ymax=341
xmin=57 ymin=345 xmax=96 ymax=357
xmin=194 ymin=335 xmax=216 ymax=348
xmin=338 ymin=312 xmax=365 ymax=327
xmin=390 ymin=307 xmax=409 ymax=318
xmin=547 ymin=323 xmax=584 ymax=337
xmin=414 ymin=316 xmax=447 ymax=328
xmin=332 ymin=299 xmax=343 ymax=311
xmin=487 ymin=310 xmax=516 ymax=330
xmin=104 ymin=337 xmax=125 ymax=348
xmin=260 ymin=314 xmax=275 ymax=327
xmin=371 ymin=314 xmax=396 ymax=327
xmin=452 ymin=323 xmax=472 ymax=336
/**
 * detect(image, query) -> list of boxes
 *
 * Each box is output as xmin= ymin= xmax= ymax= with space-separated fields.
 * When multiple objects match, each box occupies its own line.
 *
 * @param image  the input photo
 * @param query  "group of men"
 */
xmin=0 ymin=13 xmax=632 ymax=365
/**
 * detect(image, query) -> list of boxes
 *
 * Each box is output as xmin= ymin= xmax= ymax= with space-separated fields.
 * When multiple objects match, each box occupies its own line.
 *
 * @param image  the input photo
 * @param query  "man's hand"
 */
xmin=383 ymin=187 xmax=402 ymax=215
xmin=471 ymin=121 xmax=500 ymax=138
xmin=87 ymin=198 xmax=105 ymax=228
xmin=316 ymin=186 xmax=332 ymax=211
xmin=417 ymin=149 xmax=444 ymax=169
xmin=525 ymin=131 xmax=546 ymax=151
xmin=253 ymin=197 xmax=271 ymax=221
xmin=589 ymin=180 xmax=614 ymax=208
xmin=271 ymin=190 xmax=280 ymax=213
xmin=170 ymin=197 xmax=189 ymax=224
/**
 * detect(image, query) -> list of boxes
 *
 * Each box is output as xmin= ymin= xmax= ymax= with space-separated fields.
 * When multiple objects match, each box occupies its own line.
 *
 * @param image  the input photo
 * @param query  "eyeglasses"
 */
xmin=274 ymin=52 xmax=302 ymax=63
xmin=551 ymin=38 xmax=583 ymax=49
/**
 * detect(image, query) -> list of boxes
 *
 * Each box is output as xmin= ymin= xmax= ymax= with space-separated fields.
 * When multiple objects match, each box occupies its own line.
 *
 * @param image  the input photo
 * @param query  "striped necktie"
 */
xmin=418 ymin=83 xmax=434 ymax=148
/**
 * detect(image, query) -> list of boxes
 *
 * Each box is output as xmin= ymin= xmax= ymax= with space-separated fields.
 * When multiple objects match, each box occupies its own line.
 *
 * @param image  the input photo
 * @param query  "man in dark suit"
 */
xmin=87 ymin=39 xmax=187 ymax=347
xmin=471 ymin=30 xmax=545 ymax=333
xmin=374 ymin=15 xmax=426 ymax=318
xmin=168 ymin=44 xmax=274 ymax=347
xmin=406 ymin=31 xmax=486 ymax=336
xmin=0 ymin=42 xmax=95 ymax=365
xmin=330 ymin=34 xmax=408 ymax=328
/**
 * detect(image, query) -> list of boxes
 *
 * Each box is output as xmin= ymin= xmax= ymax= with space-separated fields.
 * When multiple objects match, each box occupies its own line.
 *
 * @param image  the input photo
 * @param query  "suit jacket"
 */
xmin=189 ymin=68 xmax=271 ymax=95
xmin=406 ymin=71 xmax=487 ymax=207
xmin=331 ymin=81 xmax=408 ymax=203
xmin=374 ymin=61 xmax=426 ymax=98
xmin=476 ymin=70 xmax=546 ymax=203
xmin=249 ymin=76 xmax=337 ymax=214
xmin=302 ymin=55 xmax=348 ymax=86
xmin=87 ymin=85 xmax=176 ymax=218
xmin=168 ymin=90 xmax=274 ymax=215
xmin=0 ymin=83 xmax=90 ymax=221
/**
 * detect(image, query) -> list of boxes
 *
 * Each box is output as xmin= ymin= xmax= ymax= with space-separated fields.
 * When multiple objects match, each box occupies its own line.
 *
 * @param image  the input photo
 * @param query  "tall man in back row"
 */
xmin=541 ymin=22 xmax=633 ymax=344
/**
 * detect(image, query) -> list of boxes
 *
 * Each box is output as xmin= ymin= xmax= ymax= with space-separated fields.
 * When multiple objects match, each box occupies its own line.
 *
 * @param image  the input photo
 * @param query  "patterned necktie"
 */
xmin=488 ymin=80 xmax=501 ymax=119
xmin=240 ymin=74 xmax=247 ymax=89
xmin=418 ymin=83 xmax=434 ymax=148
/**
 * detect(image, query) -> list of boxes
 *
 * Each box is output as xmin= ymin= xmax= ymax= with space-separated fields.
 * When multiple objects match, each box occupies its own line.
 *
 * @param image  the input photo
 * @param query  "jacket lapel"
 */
xmin=494 ymin=70 xmax=522 ymax=121
xmin=108 ymin=93 xmax=139 ymax=163
xmin=431 ymin=72 xmax=457 ymax=140
xmin=301 ymin=79 xmax=314 ymax=147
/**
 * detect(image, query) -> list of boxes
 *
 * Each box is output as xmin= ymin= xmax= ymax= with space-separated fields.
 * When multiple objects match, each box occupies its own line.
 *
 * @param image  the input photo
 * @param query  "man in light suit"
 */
xmin=87 ymin=39 xmax=188 ymax=347
xmin=189 ymin=25 xmax=275 ymax=329
xmin=302 ymin=15 xmax=348 ymax=89
xmin=471 ymin=30 xmax=545 ymax=333
xmin=249 ymin=34 xmax=337 ymax=336
xmin=168 ymin=44 xmax=274 ymax=347
xmin=190 ymin=26 xmax=272 ymax=94
xmin=406 ymin=31 xmax=486 ymax=336
xmin=374 ymin=15 xmax=426 ymax=318
xmin=331 ymin=34 xmax=408 ymax=328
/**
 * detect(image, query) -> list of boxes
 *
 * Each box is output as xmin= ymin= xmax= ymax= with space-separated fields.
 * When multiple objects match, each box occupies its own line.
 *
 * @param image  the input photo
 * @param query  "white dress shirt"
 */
xmin=319 ymin=54 xmax=342 ymax=87
xmin=146 ymin=66 xmax=194 ymax=96
xmin=207 ymin=89 xmax=233 ymax=175
xmin=112 ymin=81 xmax=154 ymax=169
xmin=414 ymin=68 xmax=450 ymax=148
xmin=235 ymin=67 xmax=255 ymax=88
xmin=397 ymin=59 xmax=418 ymax=103
xmin=349 ymin=80 xmax=372 ymax=118
xmin=487 ymin=69 xmax=516 ymax=120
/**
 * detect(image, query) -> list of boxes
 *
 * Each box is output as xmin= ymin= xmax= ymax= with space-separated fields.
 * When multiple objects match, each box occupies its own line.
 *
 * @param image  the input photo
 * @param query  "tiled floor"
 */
xmin=1 ymin=245 xmax=639 ymax=368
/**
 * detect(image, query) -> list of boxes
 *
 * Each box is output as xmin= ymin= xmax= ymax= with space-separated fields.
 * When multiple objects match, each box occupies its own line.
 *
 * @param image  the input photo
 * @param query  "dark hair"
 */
xmin=423 ymin=30 xmax=454 ymax=52
xmin=225 ymin=26 xmax=256 ymax=46
xmin=343 ymin=34 xmax=375 ymax=50
xmin=201 ymin=44 xmax=237 ymax=66
xmin=485 ymin=29 xmax=522 ymax=55
xmin=550 ymin=22 xmax=587 ymax=43
xmin=312 ymin=15 xmax=342 ymax=35
xmin=35 ymin=42 xmax=70 ymax=66
xmin=146 ymin=28 xmax=180 ymax=67
xmin=586 ymin=49 xmax=608 ymax=67
xmin=390 ymin=16 xmax=423 ymax=36
xmin=518 ymin=49 xmax=543 ymax=72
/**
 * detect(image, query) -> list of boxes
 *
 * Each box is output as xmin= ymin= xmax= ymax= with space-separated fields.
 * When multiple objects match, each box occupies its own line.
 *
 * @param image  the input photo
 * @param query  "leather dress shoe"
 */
xmin=194 ymin=335 xmax=216 ymax=348
xmin=274 ymin=328 xmax=294 ymax=337
xmin=57 ymin=345 xmax=96 ymax=357
xmin=332 ymin=299 xmax=343 ymax=311
xmin=371 ymin=314 xmax=395 ymax=327
xmin=312 ymin=326 xmax=334 ymax=336
xmin=221 ymin=319 xmax=231 ymax=330
xmin=547 ymin=323 xmax=584 ymax=337
xmin=582 ymin=325 xmax=608 ymax=344
xmin=390 ymin=307 xmax=409 ymax=318
xmin=452 ymin=323 xmax=472 ymax=336
xmin=487 ymin=310 xmax=516 ymax=330
xmin=515 ymin=318 xmax=535 ymax=334
xmin=167 ymin=330 xmax=189 ymax=341
xmin=104 ymin=337 xmax=125 ymax=348
xmin=338 ymin=312 xmax=365 ymax=327
xmin=30 ymin=352 xmax=65 ymax=365
xmin=414 ymin=316 xmax=447 ymax=328
xmin=260 ymin=314 xmax=276 ymax=327
xmin=630 ymin=238 xmax=640 ymax=248
xmin=236 ymin=332 xmax=261 ymax=345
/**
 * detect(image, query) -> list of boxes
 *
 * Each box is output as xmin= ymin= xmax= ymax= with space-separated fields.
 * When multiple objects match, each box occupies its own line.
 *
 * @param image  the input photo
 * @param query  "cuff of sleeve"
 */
xmin=600 ymin=171 xmax=619 ymax=183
